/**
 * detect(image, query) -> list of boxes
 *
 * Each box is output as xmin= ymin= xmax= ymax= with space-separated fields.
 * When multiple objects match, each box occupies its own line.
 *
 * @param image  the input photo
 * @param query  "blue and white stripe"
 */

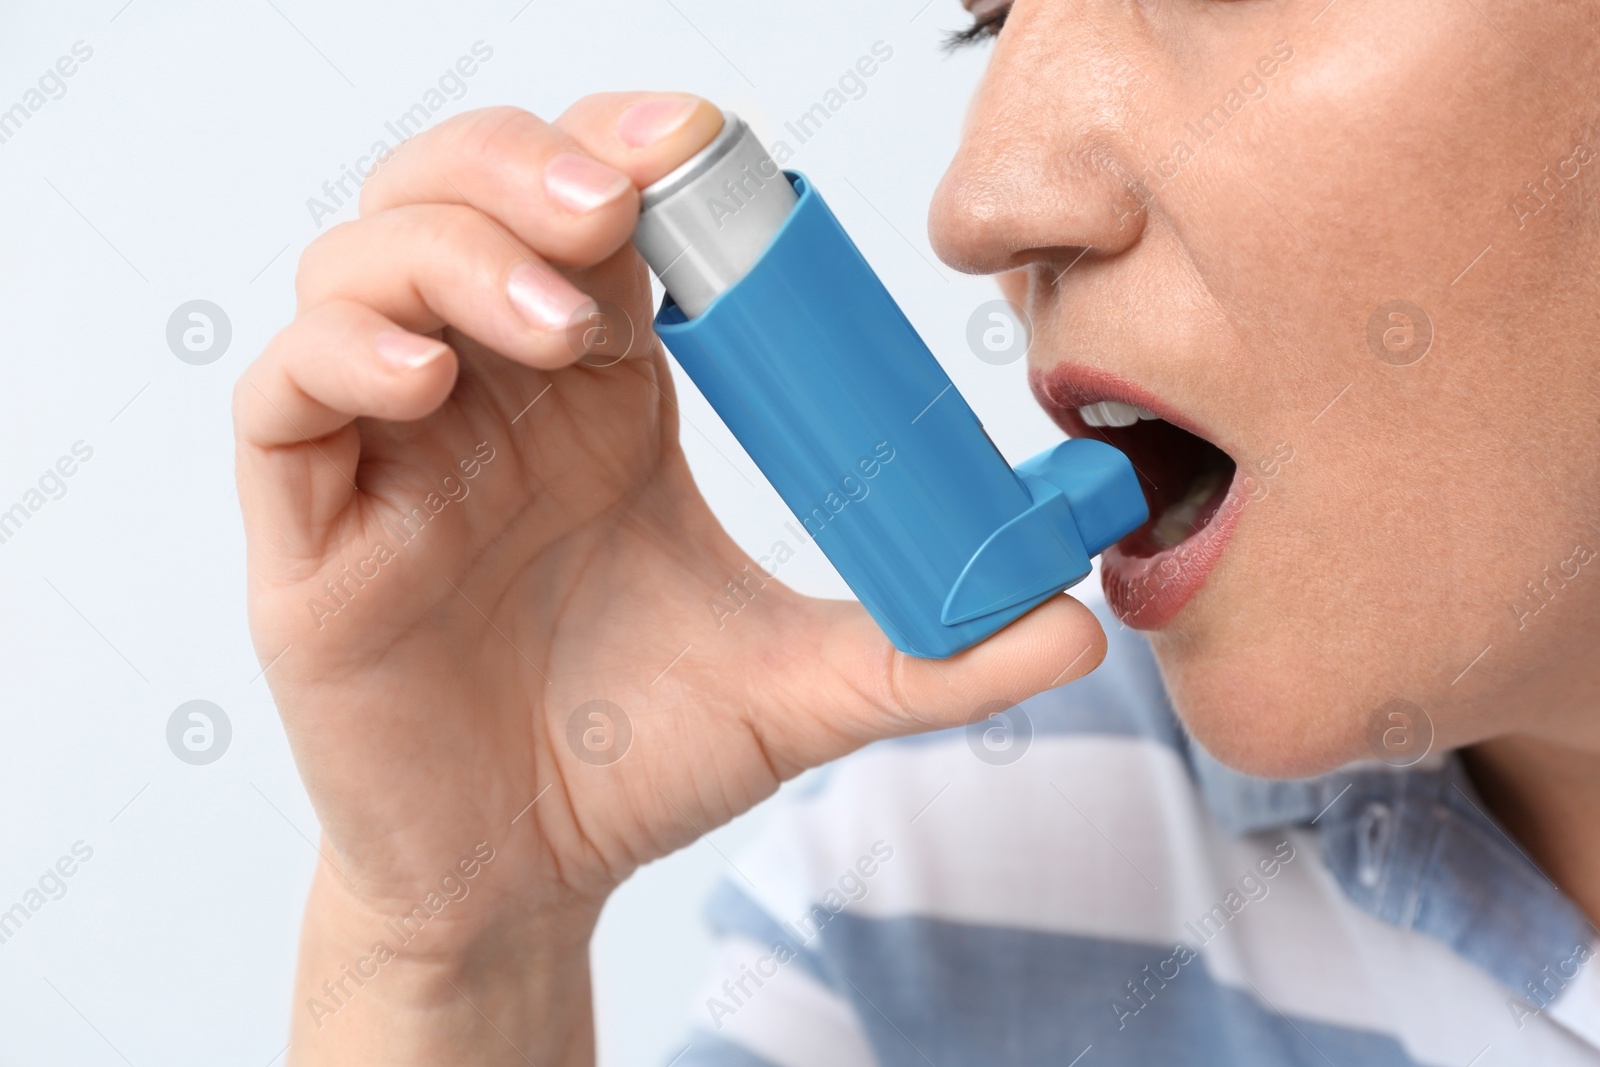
xmin=667 ymin=599 xmax=1599 ymax=1066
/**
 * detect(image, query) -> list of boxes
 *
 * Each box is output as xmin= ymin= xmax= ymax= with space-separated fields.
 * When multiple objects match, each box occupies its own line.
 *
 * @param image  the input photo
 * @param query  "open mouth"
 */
xmin=1030 ymin=367 xmax=1242 ymax=627
xmin=1070 ymin=400 xmax=1237 ymax=559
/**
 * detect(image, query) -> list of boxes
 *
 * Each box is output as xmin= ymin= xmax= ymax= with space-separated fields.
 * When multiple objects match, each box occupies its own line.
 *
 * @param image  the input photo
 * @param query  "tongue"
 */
xmin=1149 ymin=466 xmax=1229 ymax=550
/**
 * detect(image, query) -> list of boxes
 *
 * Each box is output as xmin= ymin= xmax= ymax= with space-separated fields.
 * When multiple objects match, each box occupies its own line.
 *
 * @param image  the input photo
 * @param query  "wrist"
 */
xmin=290 ymin=860 xmax=600 ymax=1065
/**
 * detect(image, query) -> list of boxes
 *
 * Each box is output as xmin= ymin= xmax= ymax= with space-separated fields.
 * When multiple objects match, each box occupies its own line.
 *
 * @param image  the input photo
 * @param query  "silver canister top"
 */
xmin=631 ymin=111 xmax=798 ymax=318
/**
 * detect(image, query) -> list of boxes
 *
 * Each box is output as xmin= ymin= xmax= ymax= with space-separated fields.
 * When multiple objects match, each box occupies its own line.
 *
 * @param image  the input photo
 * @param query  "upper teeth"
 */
xmin=1078 ymin=401 xmax=1159 ymax=428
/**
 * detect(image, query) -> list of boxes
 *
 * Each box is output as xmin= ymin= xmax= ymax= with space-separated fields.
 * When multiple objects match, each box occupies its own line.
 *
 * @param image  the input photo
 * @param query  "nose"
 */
xmin=928 ymin=9 xmax=1149 ymax=280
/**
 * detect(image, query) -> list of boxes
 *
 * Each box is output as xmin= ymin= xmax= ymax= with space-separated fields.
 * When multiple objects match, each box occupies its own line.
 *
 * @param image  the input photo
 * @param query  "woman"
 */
xmin=234 ymin=0 xmax=1600 ymax=1061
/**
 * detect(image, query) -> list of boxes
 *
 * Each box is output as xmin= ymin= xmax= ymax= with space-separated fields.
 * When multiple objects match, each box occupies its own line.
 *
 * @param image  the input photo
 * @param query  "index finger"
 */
xmin=359 ymin=96 xmax=724 ymax=266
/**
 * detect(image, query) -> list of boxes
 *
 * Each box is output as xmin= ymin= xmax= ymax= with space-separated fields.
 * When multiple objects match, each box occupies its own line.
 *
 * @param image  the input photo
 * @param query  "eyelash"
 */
xmin=941 ymin=5 xmax=1010 ymax=52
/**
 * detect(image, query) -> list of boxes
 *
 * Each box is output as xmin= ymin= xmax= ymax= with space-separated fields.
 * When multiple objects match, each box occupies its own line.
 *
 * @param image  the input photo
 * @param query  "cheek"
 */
xmin=1160 ymin=397 xmax=1600 ymax=776
xmin=1149 ymin=0 xmax=1600 ymax=766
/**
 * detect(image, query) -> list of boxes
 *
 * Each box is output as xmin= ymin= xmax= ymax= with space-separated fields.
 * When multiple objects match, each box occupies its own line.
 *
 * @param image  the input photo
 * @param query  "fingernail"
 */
xmin=544 ymin=152 xmax=631 ymax=214
xmin=618 ymin=95 xmax=701 ymax=148
xmin=375 ymin=330 xmax=449 ymax=370
xmin=507 ymin=261 xmax=595 ymax=332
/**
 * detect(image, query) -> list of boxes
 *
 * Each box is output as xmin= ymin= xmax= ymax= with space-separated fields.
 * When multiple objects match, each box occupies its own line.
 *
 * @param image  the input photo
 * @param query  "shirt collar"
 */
xmin=1187 ymin=738 xmax=1597 ymax=1006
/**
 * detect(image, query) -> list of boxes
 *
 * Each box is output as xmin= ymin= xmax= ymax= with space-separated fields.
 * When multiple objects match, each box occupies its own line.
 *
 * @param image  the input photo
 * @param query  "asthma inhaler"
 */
xmin=632 ymin=112 xmax=1147 ymax=658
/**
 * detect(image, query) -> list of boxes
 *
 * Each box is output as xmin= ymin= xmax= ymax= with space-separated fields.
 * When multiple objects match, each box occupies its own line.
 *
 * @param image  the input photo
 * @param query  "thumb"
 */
xmin=794 ymin=594 xmax=1108 ymax=764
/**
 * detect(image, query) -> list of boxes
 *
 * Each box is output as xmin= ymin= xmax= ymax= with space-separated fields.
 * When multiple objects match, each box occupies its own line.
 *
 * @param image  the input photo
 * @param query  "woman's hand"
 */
xmin=233 ymin=93 xmax=1107 ymax=1064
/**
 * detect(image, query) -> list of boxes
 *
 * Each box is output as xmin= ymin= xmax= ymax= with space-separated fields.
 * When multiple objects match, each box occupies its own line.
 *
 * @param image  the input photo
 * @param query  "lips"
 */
xmin=1029 ymin=364 xmax=1244 ymax=629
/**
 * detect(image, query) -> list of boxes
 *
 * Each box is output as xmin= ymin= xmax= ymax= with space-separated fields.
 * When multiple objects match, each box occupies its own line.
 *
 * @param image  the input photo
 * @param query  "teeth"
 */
xmin=1077 ymin=400 xmax=1153 ymax=428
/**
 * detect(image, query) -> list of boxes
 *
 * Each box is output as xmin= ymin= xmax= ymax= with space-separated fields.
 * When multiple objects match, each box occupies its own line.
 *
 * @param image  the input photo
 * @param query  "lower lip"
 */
xmin=1100 ymin=468 xmax=1245 ymax=629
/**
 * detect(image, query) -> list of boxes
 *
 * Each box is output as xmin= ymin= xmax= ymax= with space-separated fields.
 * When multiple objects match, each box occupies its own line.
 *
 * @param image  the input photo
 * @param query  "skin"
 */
xmin=234 ymin=1 xmax=1600 ymax=1061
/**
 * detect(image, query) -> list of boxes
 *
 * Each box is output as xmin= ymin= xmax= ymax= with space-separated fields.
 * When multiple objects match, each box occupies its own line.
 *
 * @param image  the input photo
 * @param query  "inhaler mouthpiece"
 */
xmin=632 ymin=112 xmax=796 ymax=318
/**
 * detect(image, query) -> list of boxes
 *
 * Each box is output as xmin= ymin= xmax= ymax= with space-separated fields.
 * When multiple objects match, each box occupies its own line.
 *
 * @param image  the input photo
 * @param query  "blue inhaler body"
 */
xmin=632 ymin=113 xmax=1147 ymax=659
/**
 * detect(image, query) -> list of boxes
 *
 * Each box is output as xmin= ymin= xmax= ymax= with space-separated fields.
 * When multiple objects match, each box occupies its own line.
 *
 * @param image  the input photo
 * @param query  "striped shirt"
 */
xmin=672 ymin=598 xmax=1600 ymax=1066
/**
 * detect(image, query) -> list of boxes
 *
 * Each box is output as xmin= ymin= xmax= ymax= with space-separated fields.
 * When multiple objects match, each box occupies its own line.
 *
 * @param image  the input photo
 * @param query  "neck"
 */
xmin=1463 ymin=733 xmax=1600 ymax=933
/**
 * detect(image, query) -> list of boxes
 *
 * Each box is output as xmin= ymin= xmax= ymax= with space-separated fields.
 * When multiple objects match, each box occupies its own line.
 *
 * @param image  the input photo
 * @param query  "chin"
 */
xmin=1148 ymin=625 xmax=1372 ymax=781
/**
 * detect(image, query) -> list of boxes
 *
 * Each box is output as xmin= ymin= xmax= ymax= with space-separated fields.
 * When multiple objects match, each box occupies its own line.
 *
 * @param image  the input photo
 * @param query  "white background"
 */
xmin=0 ymin=2 xmax=1074 ymax=1063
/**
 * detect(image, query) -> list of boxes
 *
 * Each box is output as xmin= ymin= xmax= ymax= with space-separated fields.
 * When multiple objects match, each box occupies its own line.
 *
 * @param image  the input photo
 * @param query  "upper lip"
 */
xmin=1027 ymin=362 xmax=1230 ymax=458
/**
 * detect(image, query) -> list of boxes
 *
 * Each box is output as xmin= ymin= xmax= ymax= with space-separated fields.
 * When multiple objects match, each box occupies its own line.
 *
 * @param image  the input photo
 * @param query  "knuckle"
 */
xmin=877 ymin=642 xmax=918 ymax=724
xmin=395 ymin=204 xmax=500 ymax=278
xmin=294 ymin=220 xmax=360 ymax=306
xmin=229 ymin=370 xmax=254 ymax=430
xmin=358 ymin=106 xmax=535 ymax=214
xmin=464 ymin=106 xmax=555 ymax=186
xmin=414 ymin=203 xmax=479 ymax=255
xmin=230 ymin=347 xmax=278 ymax=434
